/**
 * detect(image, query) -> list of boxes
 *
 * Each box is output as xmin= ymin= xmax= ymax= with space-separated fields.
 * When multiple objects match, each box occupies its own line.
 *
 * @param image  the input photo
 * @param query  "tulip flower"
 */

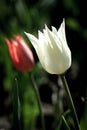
xmin=5 ymin=35 xmax=34 ymax=71
xmin=25 ymin=19 xmax=71 ymax=74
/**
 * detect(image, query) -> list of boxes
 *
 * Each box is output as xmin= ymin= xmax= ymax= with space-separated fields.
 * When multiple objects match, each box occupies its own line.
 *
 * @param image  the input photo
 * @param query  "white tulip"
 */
xmin=25 ymin=19 xmax=71 ymax=74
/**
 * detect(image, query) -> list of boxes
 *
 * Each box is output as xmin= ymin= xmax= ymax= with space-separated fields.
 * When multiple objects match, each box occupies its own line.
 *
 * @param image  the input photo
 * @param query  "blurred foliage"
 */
xmin=80 ymin=88 xmax=87 ymax=130
xmin=0 ymin=0 xmax=87 ymax=130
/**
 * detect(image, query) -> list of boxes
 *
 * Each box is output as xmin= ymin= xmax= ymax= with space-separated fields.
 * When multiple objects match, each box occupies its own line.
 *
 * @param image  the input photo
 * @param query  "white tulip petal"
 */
xmin=57 ymin=19 xmax=67 ymax=46
xmin=38 ymin=30 xmax=44 ymax=42
xmin=24 ymin=32 xmax=38 ymax=50
xmin=52 ymin=26 xmax=58 ymax=36
xmin=46 ymin=25 xmax=62 ymax=52
xmin=43 ymin=28 xmax=52 ymax=48
xmin=25 ymin=19 xmax=71 ymax=74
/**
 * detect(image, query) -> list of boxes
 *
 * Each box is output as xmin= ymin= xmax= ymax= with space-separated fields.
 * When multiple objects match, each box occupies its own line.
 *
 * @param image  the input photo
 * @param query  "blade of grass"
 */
xmin=62 ymin=115 xmax=71 ymax=130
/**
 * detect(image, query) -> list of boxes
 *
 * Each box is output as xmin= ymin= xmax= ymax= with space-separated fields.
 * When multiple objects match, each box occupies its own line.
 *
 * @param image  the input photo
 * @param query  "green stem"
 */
xmin=13 ymin=78 xmax=22 ymax=130
xmin=30 ymin=74 xmax=46 ymax=130
xmin=59 ymin=74 xmax=81 ymax=130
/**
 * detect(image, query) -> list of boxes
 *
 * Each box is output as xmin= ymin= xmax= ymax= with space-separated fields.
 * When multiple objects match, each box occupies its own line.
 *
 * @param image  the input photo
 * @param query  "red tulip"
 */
xmin=5 ymin=35 xmax=34 ymax=71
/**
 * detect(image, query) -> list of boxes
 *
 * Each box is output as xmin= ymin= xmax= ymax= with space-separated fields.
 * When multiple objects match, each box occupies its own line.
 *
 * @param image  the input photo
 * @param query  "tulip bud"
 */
xmin=5 ymin=35 xmax=34 ymax=71
xmin=25 ymin=19 xmax=71 ymax=74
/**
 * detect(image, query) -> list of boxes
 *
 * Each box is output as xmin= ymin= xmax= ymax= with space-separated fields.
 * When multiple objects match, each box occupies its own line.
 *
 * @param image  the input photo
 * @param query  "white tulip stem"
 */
xmin=59 ymin=74 xmax=81 ymax=130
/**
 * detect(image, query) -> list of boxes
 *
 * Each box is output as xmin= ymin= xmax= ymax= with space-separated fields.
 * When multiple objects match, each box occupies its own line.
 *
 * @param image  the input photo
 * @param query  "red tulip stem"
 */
xmin=30 ymin=73 xmax=46 ymax=130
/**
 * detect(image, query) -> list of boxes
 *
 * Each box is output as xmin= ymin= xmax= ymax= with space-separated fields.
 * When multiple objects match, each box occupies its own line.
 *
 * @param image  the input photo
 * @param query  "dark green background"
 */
xmin=0 ymin=0 xmax=87 ymax=130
